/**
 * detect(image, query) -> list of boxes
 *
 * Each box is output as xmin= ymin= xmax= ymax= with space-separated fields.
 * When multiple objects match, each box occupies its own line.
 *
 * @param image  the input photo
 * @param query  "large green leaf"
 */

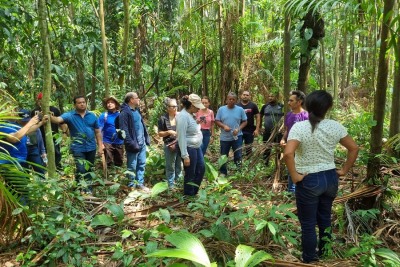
xmin=151 ymin=182 xmax=168 ymax=197
xmin=146 ymin=231 xmax=216 ymax=267
xmin=105 ymin=203 xmax=124 ymax=222
xmin=91 ymin=214 xmax=115 ymax=227
xmin=235 ymin=244 xmax=274 ymax=267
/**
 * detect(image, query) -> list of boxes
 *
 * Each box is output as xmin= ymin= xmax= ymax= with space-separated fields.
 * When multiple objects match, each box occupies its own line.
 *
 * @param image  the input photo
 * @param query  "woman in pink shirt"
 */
xmin=196 ymin=96 xmax=215 ymax=155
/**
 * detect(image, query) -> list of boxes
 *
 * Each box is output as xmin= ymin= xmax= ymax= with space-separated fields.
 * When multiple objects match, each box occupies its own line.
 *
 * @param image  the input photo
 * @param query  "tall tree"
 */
xmin=389 ymin=28 xmax=400 ymax=143
xmin=37 ymin=0 xmax=56 ymax=177
xmin=366 ymin=0 xmax=395 ymax=182
xmin=117 ymin=0 xmax=130 ymax=89
xmin=99 ymin=0 xmax=110 ymax=97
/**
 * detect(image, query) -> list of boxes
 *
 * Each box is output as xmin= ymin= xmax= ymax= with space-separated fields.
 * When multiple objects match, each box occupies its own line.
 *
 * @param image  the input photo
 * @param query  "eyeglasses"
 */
xmin=169 ymin=106 xmax=177 ymax=108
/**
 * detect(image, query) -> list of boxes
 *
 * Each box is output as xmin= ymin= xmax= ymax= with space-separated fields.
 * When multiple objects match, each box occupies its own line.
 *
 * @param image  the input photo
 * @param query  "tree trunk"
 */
xmin=297 ymin=56 xmax=311 ymax=93
xmin=283 ymin=13 xmax=291 ymax=112
xmin=69 ymin=4 xmax=85 ymax=96
xmin=38 ymin=0 xmax=56 ymax=177
xmin=346 ymin=31 xmax=355 ymax=88
xmin=320 ymin=39 xmax=326 ymax=90
xmin=99 ymin=0 xmax=110 ymax=97
xmin=367 ymin=0 xmax=395 ymax=182
xmin=91 ymin=48 xmax=97 ymax=110
xmin=389 ymin=33 xmax=400 ymax=140
xmin=117 ymin=0 xmax=130 ymax=89
xmin=333 ymin=34 xmax=340 ymax=101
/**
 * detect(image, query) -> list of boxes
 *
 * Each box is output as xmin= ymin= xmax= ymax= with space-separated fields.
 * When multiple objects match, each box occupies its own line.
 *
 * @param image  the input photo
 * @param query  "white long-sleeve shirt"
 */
xmin=176 ymin=109 xmax=203 ymax=159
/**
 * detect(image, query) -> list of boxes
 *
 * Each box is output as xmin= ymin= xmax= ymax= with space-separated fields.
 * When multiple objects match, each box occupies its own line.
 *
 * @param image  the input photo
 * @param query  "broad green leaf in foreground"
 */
xmin=146 ymin=231 xmax=217 ymax=267
xmin=151 ymin=182 xmax=169 ymax=197
xmin=235 ymin=244 xmax=274 ymax=267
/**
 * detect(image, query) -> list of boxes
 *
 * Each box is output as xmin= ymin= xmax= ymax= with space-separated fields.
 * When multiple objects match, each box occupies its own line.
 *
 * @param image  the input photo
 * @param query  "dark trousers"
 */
xmin=295 ymin=169 xmax=338 ymax=263
xmin=219 ymin=136 xmax=243 ymax=175
xmin=262 ymin=131 xmax=282 ymax=165
xmin=72 ymin=150 xmax=96 ymax=187
xmin=104 ymin=143 xmax=124 ymax=166
xmin=183 ymin=147 xmax=205 ymax=196
xmin=242 ymin=131 xmax=254 ymax=156
xmin=27 ymin=145 xmax=45 ymax=175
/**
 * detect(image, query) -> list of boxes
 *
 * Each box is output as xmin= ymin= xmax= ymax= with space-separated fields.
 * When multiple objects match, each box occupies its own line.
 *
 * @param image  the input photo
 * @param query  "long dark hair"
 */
xmin=305 ymin=90 xmax=333 ymax=133
xmin=181 ymin=95 xmax=192 ymax=109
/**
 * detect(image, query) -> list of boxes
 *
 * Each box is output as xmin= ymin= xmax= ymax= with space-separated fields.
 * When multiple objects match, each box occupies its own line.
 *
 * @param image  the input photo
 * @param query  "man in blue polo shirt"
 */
xmin=51 ymin=96 xmax=103 ymax=192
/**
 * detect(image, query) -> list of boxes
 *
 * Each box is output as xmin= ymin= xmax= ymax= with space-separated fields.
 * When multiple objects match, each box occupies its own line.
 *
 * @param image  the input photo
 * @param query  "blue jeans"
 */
xmin=183 ymin=147 xmax=205 ymax=196
xmin=164 ymin=144 xmax=182 ymax=187
xmin=72 ymin=150 xmax=96 ymax=186
xmin=201 ymin=129 xmax=211 ymax=155
xmin=242 ymin=131 xmax=254 ymax=156
xmin=27 ymin=145 xmax=45 ymax=175
xmin=295 ymin=169 xmax=338 ymax=263
xmin=126 ymin=145 xmax=147 ymax=187
xmin=219 ymin=136 xmax=243 ymax=175
xmin=288 ymin=172 xmax=296 ymax=193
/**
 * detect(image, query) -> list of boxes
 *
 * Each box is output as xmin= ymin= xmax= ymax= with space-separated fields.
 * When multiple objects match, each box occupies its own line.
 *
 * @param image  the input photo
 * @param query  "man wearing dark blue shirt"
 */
xmin=119 ymin=92 xmax=150 ymax=192
xmin=50 ymin=96 xmax=103 ymax=192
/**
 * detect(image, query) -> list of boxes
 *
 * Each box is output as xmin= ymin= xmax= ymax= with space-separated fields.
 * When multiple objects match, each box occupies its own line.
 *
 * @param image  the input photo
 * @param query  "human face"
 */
xmin=226 ymin=96 xmax=237 ymax=108
xmin=107 ymin=100 xmax=117 ymax=111
xmin=130 ymin=94 xmax=140 ymax=107
xmin=201 ymin=98 xmax=210 ymax=109
xmin=74 ymin=97 xmax=87 ymax=112
xmin=167 ymin=101 xmax=178 ymax=114
xmin=268 ymin=94 xmax=277 ymax=104
xmin=288 ymin=94 xmax=301 ymax=110
xmin=241 ymin=91 xmax=250 ymax=103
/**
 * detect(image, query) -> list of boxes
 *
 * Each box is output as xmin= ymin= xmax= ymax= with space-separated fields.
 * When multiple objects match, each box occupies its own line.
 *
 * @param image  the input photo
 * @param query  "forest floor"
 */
xmin=1 ymin=142 xmax=399 ymax=266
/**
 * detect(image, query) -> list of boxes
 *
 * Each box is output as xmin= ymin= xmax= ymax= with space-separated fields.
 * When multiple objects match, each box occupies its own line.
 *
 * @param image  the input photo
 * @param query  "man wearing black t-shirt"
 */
xmin=30 ymin=92 xmax=67 ymax=170
xmin=236 ymin=90 xmax=260 ymax=156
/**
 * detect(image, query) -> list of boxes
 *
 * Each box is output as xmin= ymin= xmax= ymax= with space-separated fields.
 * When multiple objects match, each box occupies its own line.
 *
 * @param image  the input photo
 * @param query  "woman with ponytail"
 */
xmin=283 ymin=90 xmax=358 ymax=263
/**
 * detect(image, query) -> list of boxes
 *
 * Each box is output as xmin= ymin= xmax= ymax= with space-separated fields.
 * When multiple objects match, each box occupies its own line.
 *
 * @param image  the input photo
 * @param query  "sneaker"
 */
xmin=137 ymin=185 xmax=151 ymax=193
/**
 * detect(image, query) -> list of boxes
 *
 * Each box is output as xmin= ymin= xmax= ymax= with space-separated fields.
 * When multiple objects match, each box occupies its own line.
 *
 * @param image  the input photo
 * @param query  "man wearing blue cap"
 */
xmin=20 ymin=109 xmax=47 ymax=175
xmin=0 ymin=109 xmax=48 ymax=200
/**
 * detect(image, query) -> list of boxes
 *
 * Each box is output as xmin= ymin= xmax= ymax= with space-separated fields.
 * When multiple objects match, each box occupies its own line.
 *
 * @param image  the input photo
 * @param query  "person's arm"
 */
xmin=95 ymin=128 xmax=104 ymax=156
xmin=280 ymin=126 xmax=288 ymax=146
xmin=283 ymin=139 xmax=306 ymax=183
xmin=157 ymin=117 xmax=176 ymax=139
xmin=50 ymin=114 xmax=64 ymax=124
xmin=215 ymin=120 xmax=231 ymax=132
xmin=176 ymin=115 xmax=189 ymax=166
xmin=337 ymin=135 xmax=359 ymax=176
xmin=6 ymin=115 xmax=44 ymax=143
xmin=254 ymin=113 xmax=260 ymax=136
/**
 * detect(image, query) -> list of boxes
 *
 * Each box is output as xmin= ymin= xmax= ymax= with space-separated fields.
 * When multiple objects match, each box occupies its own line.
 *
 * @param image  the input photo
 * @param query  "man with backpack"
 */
xmin=260 ymin=92 xmax=284 ymax=165
xmin=98 ymin=96 xmax=124 ymax=167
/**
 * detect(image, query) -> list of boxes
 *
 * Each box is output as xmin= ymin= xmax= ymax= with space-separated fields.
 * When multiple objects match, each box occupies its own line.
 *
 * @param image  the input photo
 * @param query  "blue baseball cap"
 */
xmin=19 ymin=109 xmax=31 ymax=122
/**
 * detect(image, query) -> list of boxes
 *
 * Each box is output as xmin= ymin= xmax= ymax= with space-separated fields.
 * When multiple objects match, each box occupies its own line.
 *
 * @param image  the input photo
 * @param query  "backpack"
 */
xmin=104 ymin=111 xmax=126 ymax=140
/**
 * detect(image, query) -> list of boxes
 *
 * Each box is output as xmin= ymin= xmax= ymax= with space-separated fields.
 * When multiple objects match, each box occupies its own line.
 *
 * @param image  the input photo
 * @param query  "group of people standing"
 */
xmin=158 ymin=90 xmax=358 ymax=264
xmin=1 ymin=89 xmax=359 ymax=263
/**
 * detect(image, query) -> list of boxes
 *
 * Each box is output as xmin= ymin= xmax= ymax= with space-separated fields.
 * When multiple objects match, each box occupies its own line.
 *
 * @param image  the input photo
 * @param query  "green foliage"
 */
xmin=345 ymin=234 xmax=400 ymax=267
xmin=147 ymin=230 xmax=217 ymax=267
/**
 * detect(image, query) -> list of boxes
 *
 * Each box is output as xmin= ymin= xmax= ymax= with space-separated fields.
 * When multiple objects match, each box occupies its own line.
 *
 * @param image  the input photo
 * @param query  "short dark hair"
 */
xmin=290 ymin=90 xmax=306 ymax=103
xmin=73 ymin=95 xmax=86 ymax=104
xmin=305 ymin=90 xmax=333 ymax=132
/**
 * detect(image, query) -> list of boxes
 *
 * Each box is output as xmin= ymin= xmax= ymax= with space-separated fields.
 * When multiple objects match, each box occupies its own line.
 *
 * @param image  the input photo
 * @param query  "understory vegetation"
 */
xmin=1 ymin=100 xmax=400 ymax=267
